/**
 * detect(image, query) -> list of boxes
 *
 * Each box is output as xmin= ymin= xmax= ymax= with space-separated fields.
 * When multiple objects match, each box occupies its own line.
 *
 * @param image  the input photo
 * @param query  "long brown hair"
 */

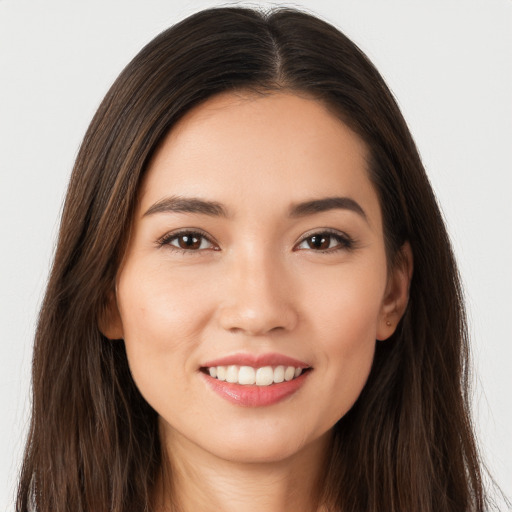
xmin=17 ymin=7 xmax=487 ymax=511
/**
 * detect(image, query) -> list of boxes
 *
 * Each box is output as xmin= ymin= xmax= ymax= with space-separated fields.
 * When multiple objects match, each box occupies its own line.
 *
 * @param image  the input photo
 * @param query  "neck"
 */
xmin=155 ymin=428 xmax=332 ymax=512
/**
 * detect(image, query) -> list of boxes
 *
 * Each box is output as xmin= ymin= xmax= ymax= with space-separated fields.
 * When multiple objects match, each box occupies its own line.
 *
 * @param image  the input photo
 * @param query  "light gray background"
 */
xmin=1 ymin=0 xmax=511 ymax=509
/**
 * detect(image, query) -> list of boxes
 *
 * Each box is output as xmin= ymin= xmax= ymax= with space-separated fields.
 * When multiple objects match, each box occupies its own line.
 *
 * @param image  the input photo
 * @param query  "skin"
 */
xmin=102 ymin=91 xmax=412 ymax=512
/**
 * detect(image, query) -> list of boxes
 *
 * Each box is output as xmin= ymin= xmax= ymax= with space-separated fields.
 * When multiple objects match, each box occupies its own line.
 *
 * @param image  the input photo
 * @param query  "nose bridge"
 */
xmin=218 ymin=240 xmax=297 ymax=335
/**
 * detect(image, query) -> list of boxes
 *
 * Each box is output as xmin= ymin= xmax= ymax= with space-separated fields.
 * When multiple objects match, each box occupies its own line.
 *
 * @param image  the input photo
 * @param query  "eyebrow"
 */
xmin=143 ymin=196 xmax=229 ymax=217
xmin=143 ymin=195 xmax=367 ymax=222
xmin=288 ymin=196 xmax=367 ymax=221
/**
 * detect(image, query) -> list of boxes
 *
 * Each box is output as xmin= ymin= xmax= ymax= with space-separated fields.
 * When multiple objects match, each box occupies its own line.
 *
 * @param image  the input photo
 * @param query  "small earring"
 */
xmin=386 ymin=320 xmax=392 ymax=326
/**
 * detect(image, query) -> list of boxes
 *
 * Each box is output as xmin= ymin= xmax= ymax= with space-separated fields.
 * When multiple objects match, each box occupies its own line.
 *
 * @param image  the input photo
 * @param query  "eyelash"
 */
xmin=156 ymin=228 xmax=355 ymax=255
xmin=156 ymin=229 xmax=218 ymax=254
xmin=295 ymin=229 xmax=355 ymax=253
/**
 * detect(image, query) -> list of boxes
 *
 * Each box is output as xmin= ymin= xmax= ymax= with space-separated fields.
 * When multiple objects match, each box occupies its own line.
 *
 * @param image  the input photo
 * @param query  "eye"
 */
xmin=157 ymin=230 xmax=218 ymax=253
xmin=295 ymin=230 xmax=354 ymax=253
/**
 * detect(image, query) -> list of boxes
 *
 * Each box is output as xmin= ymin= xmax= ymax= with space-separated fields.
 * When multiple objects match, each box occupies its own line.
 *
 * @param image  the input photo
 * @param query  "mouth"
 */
xmin=199 ymin=353 xmax=313 ymax=407
xmin=200 ymin=365 xmax=312 ymax=386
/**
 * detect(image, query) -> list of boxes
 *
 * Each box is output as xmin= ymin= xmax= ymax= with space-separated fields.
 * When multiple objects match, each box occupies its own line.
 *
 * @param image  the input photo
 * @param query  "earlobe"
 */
xmin=376 ymin=242 xmax=413 ymax=341
xmin=98 ymin=290 xmax=124 ymax=340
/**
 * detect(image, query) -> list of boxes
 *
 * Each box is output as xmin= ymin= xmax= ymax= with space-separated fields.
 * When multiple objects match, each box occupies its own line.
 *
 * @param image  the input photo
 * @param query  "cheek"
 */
xmin=119 ymin=261 xmax=212 ymax=340
xmin=115 ymin=263 xmax=214 ymax=397
xmin=307 ymin=263 xmax=386 ymax=417
xmin=311 ymin=260 xmax=386 ymax=343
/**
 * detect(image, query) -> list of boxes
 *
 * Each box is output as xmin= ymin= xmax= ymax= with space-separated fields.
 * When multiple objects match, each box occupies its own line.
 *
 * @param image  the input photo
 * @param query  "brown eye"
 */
xmin=176 ymin=234 xmax=202 ymax=250
xmin=296 ymin=231 xmax=354 ymax=252
xmin=307 ymin=234 xmax=332 ymax=250
xmin=159 ymin=231 xmax=216 ymax=252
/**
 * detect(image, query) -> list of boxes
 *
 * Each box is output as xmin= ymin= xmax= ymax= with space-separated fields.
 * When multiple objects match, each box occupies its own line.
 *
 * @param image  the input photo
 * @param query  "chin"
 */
xmin=203 ymin=423 xmax=331 ymax=466
xmin=219 ymin=440 xmax=300 ymax=464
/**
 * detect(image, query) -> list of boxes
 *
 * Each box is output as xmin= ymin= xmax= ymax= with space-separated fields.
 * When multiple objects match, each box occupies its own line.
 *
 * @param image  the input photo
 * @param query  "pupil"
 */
xmin=180 ymin=235 xmax=200 ymax=249
xmin=310 ymin=235 xmax=329 ymax=250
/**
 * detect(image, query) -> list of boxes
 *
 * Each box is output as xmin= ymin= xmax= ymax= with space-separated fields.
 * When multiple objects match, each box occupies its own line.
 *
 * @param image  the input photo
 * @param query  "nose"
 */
xmin=217 ymin=250 xmax=299 ymax=336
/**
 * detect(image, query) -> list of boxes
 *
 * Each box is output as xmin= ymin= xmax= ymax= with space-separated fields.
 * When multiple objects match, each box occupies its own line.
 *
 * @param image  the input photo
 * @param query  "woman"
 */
xmin=16 ymin=7 xmax=488 ymax=512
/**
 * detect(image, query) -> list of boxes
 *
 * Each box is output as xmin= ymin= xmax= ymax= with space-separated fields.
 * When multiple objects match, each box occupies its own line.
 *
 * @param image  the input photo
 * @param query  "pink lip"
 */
xmin=200 ymin=370 xmax=310 ymax=407
xmin=201 ymin=352 xmax=310 ymax=369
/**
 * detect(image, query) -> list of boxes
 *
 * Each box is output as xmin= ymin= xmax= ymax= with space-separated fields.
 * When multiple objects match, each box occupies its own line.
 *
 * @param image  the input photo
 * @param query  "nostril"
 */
xmin=216 ymin=280 xmax=299 ymax=335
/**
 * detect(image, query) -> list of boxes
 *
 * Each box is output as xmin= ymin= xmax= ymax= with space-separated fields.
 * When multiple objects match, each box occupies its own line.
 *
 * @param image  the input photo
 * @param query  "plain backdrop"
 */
xmin=1 ymin=0 xmax=511 ymax=509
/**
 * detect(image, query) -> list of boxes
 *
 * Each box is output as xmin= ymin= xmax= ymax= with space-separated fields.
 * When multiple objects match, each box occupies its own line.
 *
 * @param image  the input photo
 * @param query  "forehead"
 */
xmin=139 ymin=91 xmax=379 ymax=226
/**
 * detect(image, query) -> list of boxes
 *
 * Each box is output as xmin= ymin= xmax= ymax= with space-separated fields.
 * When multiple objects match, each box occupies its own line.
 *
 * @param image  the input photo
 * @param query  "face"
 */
xmin=104 ymin=92 xmax=410 ymax=465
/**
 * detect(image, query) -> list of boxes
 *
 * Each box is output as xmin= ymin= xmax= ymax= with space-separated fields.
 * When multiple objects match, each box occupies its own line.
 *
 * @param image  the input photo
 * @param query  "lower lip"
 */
xmin=201 ymin=371 xmax=310 ymax=407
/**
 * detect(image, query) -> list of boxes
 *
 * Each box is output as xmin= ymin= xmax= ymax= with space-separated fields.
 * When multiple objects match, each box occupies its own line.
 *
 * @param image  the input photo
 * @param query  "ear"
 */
xmin=376 ymin=242 xmax=413 ymax=341
xmin=98 ymin=289 xmax=124 ymax=340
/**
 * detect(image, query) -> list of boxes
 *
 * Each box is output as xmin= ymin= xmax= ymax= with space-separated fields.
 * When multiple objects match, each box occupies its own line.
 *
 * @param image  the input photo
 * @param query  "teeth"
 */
xmin=255 ymin=366 xmax=274 ymax=386
xmin=226 ymin=365 xmax=238 ymax=383
xmin=273 ymin=365 xmax=285 ymax=383
xmin=216 ymin=366 xmax=227 ymax=381
xmin=238 ymin=366 xmax=256 ymax=385
xmin=206 ymin=365 xmax=306 ymax=386
xmin=284 ymin=366 xmax=295 ymax=381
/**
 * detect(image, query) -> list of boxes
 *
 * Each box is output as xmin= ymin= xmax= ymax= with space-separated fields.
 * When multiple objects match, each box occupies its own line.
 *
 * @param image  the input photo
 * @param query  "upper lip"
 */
xmin=201 ymin=352 xmax=310 ymax=369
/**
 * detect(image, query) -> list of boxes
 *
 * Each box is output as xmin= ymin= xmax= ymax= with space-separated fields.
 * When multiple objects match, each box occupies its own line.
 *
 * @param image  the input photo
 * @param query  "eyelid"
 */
xmin=294 ymin=228 xmax=355 ymax=252
xmin=156 ymin=228 xmax=219 ymax=252
xmin=156 ymin=227 xmax=355 ymax=254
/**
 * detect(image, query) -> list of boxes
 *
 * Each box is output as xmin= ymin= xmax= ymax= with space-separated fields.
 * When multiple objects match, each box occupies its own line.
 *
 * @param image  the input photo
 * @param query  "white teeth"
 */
xmin=226 ymin=365 xmax=238 ymax=383
xmin=273 ymin=365 xmax=285 ymax=383
xmin=216 ymin=366 xmax=227 ymax=381
xmin=238 ymin=366 xmax=256 ymax=385
xmin=284 ymin=366 xmax=295 ymax=381
xmin=255 ymin=366 xmax=274 ymax=386
xmin=206 ymin=364 xmax=307 ymax=386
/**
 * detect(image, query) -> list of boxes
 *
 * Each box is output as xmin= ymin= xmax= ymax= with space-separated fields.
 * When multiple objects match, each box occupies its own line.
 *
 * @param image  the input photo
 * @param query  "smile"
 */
xmin=200 ymin=353 xmax=312 ymax=407
xmin=204 ymin=365 xmax=304 ymax=386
